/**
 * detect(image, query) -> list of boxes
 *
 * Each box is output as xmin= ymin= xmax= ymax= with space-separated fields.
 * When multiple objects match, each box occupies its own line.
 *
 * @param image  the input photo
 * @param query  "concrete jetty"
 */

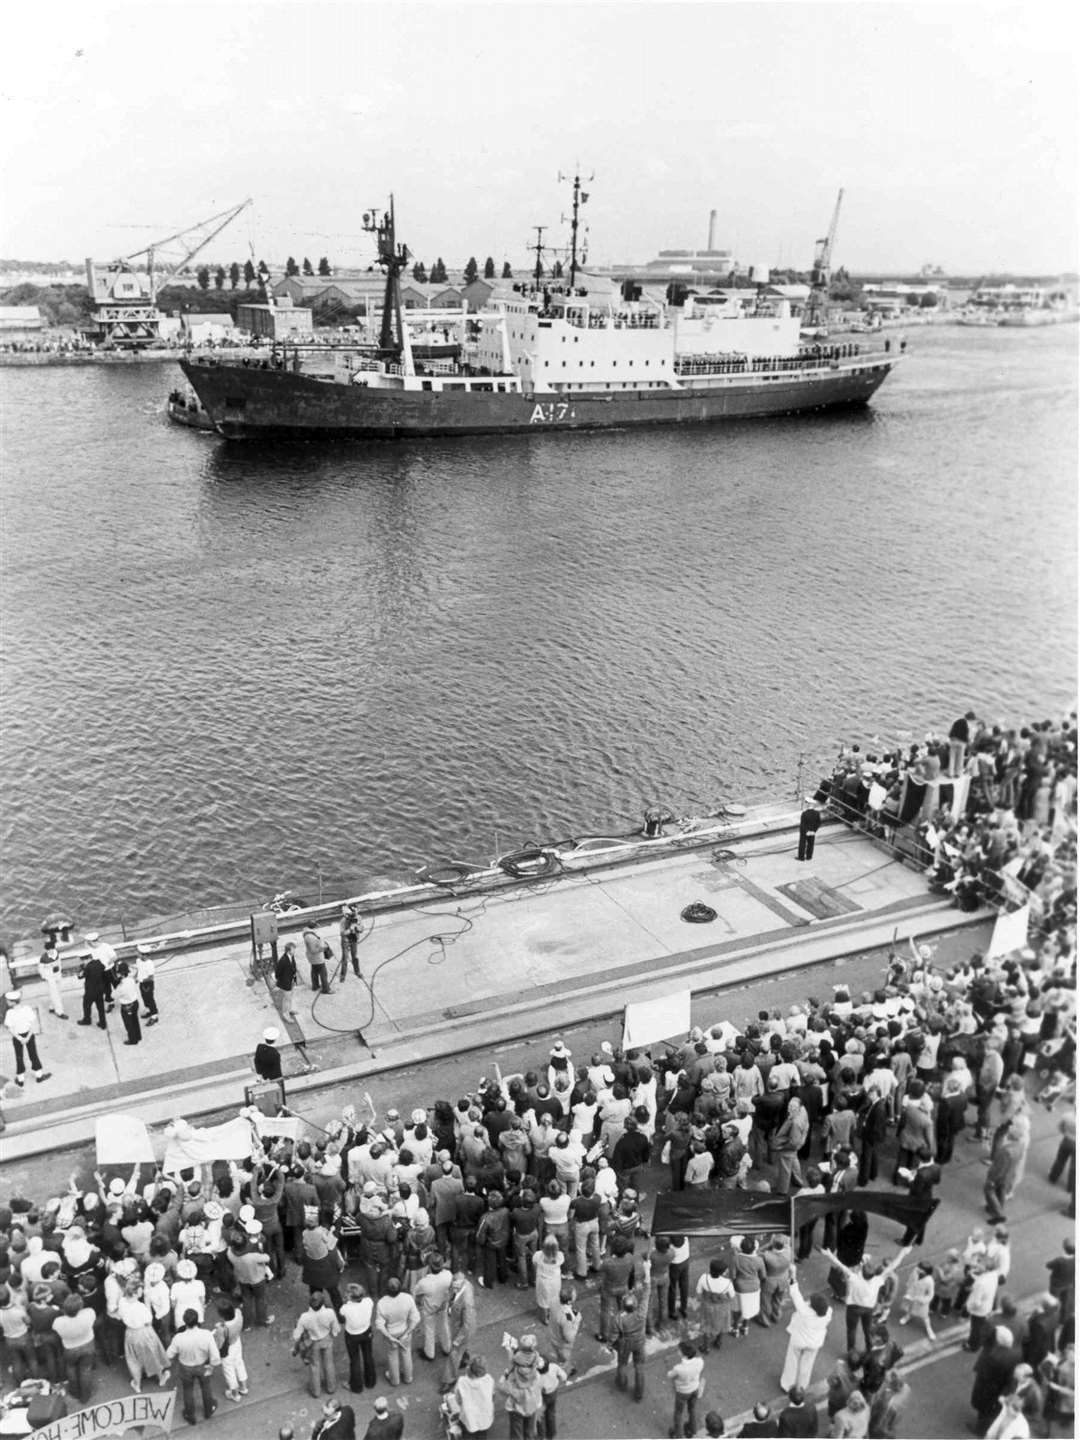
xmin=0 ymin=803 xmax=988 ymax=1161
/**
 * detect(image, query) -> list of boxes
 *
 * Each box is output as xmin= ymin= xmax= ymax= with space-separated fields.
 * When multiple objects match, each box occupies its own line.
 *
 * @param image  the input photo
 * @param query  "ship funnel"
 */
xmin=707 ymin=210 xmax=717 ymax=251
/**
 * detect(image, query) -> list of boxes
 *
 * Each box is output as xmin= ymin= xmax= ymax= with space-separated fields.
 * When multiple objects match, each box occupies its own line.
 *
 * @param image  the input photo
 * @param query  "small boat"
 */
xmin=166 ymin=386 xmax=216 ymax=431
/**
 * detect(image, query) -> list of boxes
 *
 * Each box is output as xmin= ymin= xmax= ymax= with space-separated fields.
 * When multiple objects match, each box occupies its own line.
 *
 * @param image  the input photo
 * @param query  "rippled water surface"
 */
xmin=1 ymin=326 xmax=1076 ymax=936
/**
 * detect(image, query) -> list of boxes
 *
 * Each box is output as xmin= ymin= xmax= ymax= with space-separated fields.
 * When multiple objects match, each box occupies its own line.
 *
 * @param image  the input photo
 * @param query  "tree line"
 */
xmin=191 ymin=255 xmax=518 ymax=290
xmin=409 ymin=257 xmax=514 ymax=284
xmin=0 ymin=281 xmax=95 ymax=327
xmin=194 ymin=257 xmax=306 ymax=291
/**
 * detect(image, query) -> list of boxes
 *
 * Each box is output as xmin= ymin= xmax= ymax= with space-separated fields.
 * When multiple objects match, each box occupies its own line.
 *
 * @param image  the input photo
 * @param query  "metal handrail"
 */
xmin=825 ymin=790 xmax=1046 ymax=924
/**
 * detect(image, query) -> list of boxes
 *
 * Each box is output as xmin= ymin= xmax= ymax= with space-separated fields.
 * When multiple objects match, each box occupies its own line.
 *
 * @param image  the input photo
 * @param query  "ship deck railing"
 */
xmin=539 ymin=309 xmax=662 ymax=331
xmin=824 ymin=788 xmax=1047 ymax=931
xmin=673 ymin=343 xmax=876 ymax=378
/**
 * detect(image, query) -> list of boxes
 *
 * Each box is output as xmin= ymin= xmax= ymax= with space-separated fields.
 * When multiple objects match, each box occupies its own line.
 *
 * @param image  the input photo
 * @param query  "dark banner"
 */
xmin=650 ymin=1189 xmax=791 ymax=1236
xmin=650 ymin=1188 xmax=938 ymax=1237
xmin=795 ymin=1189 xmax=939 ymax=1229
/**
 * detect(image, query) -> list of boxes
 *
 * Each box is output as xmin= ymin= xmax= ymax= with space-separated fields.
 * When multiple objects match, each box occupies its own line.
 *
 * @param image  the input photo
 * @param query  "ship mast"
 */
xmin=558 ymin=169 xmax=592 ymax=289
xmin=363 ymin=196 xmax=411 ymax=362
xmin=529 ymin=225 xmax=547 ymax=289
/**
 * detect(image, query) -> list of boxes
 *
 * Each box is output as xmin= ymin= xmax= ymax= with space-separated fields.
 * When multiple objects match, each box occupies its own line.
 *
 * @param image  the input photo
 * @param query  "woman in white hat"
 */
xmin=170 ymin=1258 xmax=206 ymax=1328
xmin=547 ymin=1040 xmax=573 ymax=1117
xmin=142 ymin=1262 xmax=172 ymax=1345
xmin=201 ymin=1200 xmax=231 ymax=1295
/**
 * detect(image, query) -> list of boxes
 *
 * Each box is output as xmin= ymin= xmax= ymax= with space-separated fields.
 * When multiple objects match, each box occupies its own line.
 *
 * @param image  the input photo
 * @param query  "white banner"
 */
xmin=622 ymin=989 xmax=692 ymax=1051
xmin=987 ymin=902 xmax=1031 ymax=959
xmin=163 ymin=1115 xmax=259 ymax=1171
xmin=95 ymin=1114 xmax=156 ymax=1165
xmin=28 ymin=1389 xmax=174 ymax=1439
xmin=254 ymin=1115 xmax=302 ymax=1141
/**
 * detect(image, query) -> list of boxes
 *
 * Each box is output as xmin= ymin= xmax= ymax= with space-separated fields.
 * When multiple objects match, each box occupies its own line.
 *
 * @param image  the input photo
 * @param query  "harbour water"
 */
xmin=0 ymin=326 xmax=1075 ymax=938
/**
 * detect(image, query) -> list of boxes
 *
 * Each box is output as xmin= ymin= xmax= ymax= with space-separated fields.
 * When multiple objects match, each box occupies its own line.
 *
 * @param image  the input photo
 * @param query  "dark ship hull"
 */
xmin=179 ymin=354 xmax=895 ymax=440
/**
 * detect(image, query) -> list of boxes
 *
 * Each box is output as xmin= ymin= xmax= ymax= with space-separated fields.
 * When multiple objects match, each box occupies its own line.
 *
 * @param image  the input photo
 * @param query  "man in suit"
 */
xmin=771 ymin=1098 xmax=809 ymax=1196
xmin=797 ymin=801 xmax=821 ymax=861
xmin=441 ymin=1272 xmax=477 ymax=1390
xmin=970 ymin=1328 xmax=1022 ymax=1436
xmin=898 ymin=1147 xmax=941 ymax=1245
xmin=311 ymin=1396 xmax=357 ymax=1439
xmin=429 ymin=1161 xmax=465 ymax=1258
xmin=856 ymin=1087 xmax=890 ymax=1187
xmin=777 ymin=1385 xmax=819 ymax=1436
xmin=76 ymin=945 xmax=108 ymax=1028
xmin=274 ymin=942 xmax=299 ymax=1022
xmin=363 ymin=1397 xmax=401 ymax=1440
xmin=822 ymin=1148 xmax=858 ymax=1252
xmin=739 ymin=1402 xmax=780 ymax=1437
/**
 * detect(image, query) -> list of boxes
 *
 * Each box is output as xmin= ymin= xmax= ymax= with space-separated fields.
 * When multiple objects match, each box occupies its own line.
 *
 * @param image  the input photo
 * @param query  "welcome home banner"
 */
xmin=26 ymin=1389 xmax=174 ymax=1439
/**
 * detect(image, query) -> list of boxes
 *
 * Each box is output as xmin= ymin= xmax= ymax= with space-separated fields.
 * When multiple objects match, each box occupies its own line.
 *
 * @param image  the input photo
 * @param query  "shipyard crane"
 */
xmin=113 ymin=197 xmax=254 ymax=301
xmin=84 ymin=199 xmax=254 ymax=348
xmin=803 ymin=187 xmax=844 ymax=332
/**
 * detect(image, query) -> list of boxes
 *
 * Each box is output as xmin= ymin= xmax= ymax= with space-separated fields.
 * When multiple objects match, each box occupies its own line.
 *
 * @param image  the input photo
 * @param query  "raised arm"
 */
xmin=820 ymin=1249 xmax=851 ymax=1279
xmin=882 ymin=1246 xmax=913 ymax=1278
xmin=789 ymin=1277 xmax=809 ymax=1313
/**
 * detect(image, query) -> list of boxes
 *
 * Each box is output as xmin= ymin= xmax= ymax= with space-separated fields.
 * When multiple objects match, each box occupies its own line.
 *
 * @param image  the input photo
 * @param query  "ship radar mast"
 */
xmin=528 ymin=225 xmax=548 ymax=288
xmin=362 ymin=197 xmax=411 ymax=359
xmin=558 ymin=169 xmax=593 ymax=289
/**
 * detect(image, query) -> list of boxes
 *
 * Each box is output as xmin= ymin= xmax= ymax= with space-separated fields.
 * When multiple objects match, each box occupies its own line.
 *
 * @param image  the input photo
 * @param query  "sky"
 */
xmin=1 ymin=0 xmax=1076 ymax=277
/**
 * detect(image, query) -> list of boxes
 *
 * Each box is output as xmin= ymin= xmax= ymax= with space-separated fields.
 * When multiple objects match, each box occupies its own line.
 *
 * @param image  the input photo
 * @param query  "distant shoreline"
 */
xmin=0 ymin=347 xmax=264 ymax=368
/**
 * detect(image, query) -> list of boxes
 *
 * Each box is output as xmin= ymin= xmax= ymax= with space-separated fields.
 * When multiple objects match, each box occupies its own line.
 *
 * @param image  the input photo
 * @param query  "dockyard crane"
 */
xmin=803 ymin=187 xmax=844 ymax=331
xmin=113 ymin=198 xmax=254 ymax=301
xmin=84 ymin=198 xmax=254 ymax=348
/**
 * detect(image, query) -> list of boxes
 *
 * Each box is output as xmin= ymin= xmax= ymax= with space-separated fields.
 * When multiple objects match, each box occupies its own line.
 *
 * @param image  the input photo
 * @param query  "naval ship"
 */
xmin=180 ymin=183 xmax=900 ymax=441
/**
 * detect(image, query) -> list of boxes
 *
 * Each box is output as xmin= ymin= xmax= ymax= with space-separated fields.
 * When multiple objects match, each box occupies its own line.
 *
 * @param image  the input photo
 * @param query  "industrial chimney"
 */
xmin=707 ymin=210 xmax=717 ymax=251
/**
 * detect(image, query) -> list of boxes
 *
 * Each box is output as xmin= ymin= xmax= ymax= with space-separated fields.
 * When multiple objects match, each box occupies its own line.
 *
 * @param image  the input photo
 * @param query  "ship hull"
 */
xmin=180 ymin=356 xmax=895 ymax=440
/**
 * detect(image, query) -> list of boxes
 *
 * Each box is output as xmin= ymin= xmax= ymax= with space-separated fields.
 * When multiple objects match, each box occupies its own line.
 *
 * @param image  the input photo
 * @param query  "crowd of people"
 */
xmin=1 ymin=916 xmax=1075 ymax=1437
xmin=1 ymin=705 xmax=1076 ymax=1437
xmin=0 ymin=334 xmax=270 ymax=358
xmin=823 ymin=711 xmax=1076 ymax=941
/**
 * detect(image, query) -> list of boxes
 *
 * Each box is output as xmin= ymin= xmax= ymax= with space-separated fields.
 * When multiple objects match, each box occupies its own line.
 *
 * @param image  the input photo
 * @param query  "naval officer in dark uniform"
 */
xmin=797 ymin=798 xmax=821 ymax=862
